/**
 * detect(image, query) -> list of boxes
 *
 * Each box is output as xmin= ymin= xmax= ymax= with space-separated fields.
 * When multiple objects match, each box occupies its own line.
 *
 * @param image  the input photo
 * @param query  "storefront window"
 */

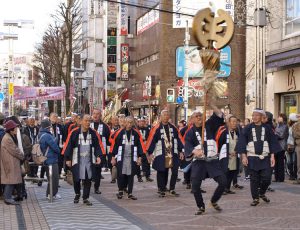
xmin=281 ymin=94 xmax=298 ymax=117
xmin=286 ymin=0 xmax=300 ymax=35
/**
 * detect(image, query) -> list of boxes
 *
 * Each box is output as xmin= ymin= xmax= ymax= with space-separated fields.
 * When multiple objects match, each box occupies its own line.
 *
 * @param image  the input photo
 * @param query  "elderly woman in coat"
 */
xmin=0 ymin=120 xmax=24 ymax=205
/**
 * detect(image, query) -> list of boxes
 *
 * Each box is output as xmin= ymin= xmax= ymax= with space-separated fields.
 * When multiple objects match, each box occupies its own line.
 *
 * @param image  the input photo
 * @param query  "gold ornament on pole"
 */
xmin=192 ymin=8 xmax=234 ymax=145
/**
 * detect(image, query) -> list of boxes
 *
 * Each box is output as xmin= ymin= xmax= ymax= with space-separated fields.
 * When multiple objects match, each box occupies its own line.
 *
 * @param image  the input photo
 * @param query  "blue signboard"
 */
xmin=0 ymin=92 xmax=4 ymax=102
xmin=176 ymin=45 xmax=231 ymax=78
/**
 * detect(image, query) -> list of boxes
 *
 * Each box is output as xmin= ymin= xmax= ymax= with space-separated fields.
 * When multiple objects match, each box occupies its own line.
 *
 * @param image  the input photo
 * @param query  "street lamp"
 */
xmin=3 ymin=19 xmax=34 ymax=116
xmin=0 ymin=32 xmax=19 ymax=115
xmin=3 ymin=20 xmax=34 ymax=28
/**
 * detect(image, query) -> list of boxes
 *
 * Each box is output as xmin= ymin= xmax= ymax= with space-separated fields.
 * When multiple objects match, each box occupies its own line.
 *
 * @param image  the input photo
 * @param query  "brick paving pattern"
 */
xmin=1 ymin=171 xmax=300 ymax=230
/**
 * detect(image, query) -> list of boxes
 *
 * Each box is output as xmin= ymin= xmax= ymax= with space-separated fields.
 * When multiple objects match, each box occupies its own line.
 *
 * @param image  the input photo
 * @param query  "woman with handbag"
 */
xmin=0 ymin=120 xmax=24 ymax=205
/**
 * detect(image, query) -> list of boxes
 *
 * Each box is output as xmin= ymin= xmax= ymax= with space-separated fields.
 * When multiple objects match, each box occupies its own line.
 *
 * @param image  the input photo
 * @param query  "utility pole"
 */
xmin=184 ymin=20 xmax=190 ymax=121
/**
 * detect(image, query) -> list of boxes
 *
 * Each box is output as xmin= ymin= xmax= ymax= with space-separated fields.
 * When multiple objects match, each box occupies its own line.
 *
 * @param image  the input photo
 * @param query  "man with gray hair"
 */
xmin=146 ymin=110 xmax=184 ymax=197
xmin=111 ymin=116 xmax=144 ymax=200
xmin=63 ymin=114 xmax=104 ymax=205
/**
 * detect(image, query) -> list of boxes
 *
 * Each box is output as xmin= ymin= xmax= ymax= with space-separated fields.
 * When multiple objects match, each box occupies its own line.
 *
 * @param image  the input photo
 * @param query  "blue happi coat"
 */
xmin=111 ymin=128 xmax=145 ymax=175
xmin=63 ymin=127 xmax=104 ymax=182
xmin=184 ymin=113 xmax=225 ymax=180
xmin=235 ymin=123 xmax=281 ymax=171
xmin=146 ymin=122 xmax=184 ymax=172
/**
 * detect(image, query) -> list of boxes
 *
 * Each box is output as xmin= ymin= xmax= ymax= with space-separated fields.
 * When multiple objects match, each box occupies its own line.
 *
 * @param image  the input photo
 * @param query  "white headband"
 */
xmin=253 ymin=109 xmax=266 ymax=116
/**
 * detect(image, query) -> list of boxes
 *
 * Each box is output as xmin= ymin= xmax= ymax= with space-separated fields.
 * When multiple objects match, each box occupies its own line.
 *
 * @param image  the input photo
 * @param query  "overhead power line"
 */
xmin=103 ymin=0 xmax=256 ymax=27
xmin=103 ymin=0 xmax=195 ymax=17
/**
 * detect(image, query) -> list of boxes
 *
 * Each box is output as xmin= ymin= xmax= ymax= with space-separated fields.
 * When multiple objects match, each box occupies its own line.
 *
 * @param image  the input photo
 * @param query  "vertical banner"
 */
xmin=107 ymin=2 xmax=118 ymax=81
xmin=120 ymin=1 xmax=128 ymax=36
xmin=120 ymin=44 xmax=129 ymax=81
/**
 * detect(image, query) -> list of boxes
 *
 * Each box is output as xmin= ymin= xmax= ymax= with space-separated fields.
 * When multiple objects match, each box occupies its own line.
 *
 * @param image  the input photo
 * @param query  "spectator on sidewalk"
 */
xmin=0 ymin=120 xmax=24 ymax=205
xmin=5 ymin=116 xmax=32 ymax=201
xmin=38 ymin=119 xmax=61 ymax=200
xmin=274 ymin=113 xmax=289 ymax=182
xmin=287 ymin=113 xmax=298 ymax=180
xmin=0 ymin=113 xmax=6 ymax=198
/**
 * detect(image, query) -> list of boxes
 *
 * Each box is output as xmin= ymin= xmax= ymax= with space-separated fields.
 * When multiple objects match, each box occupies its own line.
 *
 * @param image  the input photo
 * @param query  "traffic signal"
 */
xmin=167 ymin=88 xmax=175 ymax=103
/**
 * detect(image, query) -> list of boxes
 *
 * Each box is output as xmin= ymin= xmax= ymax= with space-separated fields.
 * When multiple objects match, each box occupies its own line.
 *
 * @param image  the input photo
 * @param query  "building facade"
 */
xmin=123 ymin=0 xmax=246 ymax=123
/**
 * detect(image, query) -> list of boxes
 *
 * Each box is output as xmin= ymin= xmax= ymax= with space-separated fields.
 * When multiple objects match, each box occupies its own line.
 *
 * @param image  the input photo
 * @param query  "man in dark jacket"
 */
xmin=63 ymin=114 xmax=104 ymax=206
xmin=24 ymin=116 xmax=39 ymax=177
xmin=38 ymin=119 xmax=61 ymax=200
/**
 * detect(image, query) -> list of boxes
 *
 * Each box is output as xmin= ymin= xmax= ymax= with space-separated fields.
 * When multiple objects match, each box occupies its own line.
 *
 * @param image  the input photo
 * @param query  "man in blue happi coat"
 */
xmin=184 ymin=106 xmax=226 ymax=215
xmin=236 ymin=109 xmax=277 ymax=206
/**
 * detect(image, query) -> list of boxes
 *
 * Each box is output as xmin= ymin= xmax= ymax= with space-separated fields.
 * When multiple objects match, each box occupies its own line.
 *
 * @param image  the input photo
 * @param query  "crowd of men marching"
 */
xmin=0 ymin=105 xmax=298 ymax=215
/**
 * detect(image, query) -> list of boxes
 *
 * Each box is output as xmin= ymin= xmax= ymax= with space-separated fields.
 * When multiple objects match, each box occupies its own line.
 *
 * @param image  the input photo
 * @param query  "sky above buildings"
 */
xmin=0 ymin=0 xmax=61 ymax=57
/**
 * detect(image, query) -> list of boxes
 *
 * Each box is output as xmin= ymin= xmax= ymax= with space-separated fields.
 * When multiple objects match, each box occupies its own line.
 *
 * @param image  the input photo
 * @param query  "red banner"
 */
xmin=13 ymin=86 xmax=65 ymax=101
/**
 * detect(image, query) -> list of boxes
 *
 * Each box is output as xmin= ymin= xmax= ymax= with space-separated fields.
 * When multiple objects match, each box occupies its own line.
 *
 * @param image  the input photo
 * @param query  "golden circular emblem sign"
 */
xmin=192 ymin=8 xmax=234 ymax=50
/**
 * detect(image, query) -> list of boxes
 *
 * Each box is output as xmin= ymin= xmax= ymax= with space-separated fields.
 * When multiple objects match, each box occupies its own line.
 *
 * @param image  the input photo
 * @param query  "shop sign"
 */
xmin=173 ymin=0 xmax=234 ymax=28
xmin=121 ymin=44 xmax=129 ymax=81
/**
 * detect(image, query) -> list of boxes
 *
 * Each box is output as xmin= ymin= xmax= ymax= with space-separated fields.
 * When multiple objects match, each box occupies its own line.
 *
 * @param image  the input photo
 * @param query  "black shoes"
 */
xmin=259 ymin=194 xmax=270 ymax=203
xmin=111 ymin=179 xmax=116 ymax=183
xmin=233 ymin=184 xmax=244 ymax=189
xmin=195 ymin=207 xmax=205 ymax=215
xmin=146 ymin=177 xmax=153 ymax=182
xmin=138 ymin=177 xmax=143 ymax=182
xmin=267 ymin=187 xmax=275 ymax=192
xmin=224 ymin=189 xmax=235 ymax=195
xmin=74 ymin=194 xmax=80 ymax=204
xmin=128 ymin=194 xmax=137 ymax=200
xmin=94 ymin=189 xmax=101 ymax=194
xmin=176 ymin=178 xmax=181 ymax=182
xmin=250 ymin=199 xmax=260 ymax=206
xmin=14 ymin=196 xmax=23 ymax=202
xmin=83 ymin=199 xmax=93 ymax=206
xmin=200 ymin=188 xmax=206 ymax=193
xmin=158 ymin=191 xmax=166 ymax=198
xmin=117 ymin=191 xmax=124 ymax=199
xmin=182 ymin=180 xmax=187 ymax=185
xmin=186 ymin=184 xmax=191 ymax=189
xmin=4 ymin=199 xmax=19 ymax=205
xmin=210 ymin=202 xmax=222 ymax=211
xmin=169 ymin=190 xmax=180 ymax=197
xmin=37 ymin=181 xmax=42 ymax=187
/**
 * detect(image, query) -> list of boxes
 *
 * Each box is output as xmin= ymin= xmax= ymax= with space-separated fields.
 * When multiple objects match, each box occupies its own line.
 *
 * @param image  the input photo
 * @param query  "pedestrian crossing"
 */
xmin=34 ymin=186 xmax=142 ymax=230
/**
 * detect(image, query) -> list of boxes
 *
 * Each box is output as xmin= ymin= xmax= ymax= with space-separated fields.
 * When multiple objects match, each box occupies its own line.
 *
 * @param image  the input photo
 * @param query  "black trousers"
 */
xmin=45 ymin=164 xmax=59 ymax=197
xmin=184 ymin=169 xmax=191 ymax=184
xmin=58 ymin=151 xmax=64 ymax=176
xmin=94 ymin=165 xmax=102 ymax=190
xmin=157 ymin=167 xmax=178 ymax=191
xmin=29 ymin=164 xmax=39 ymax=177
xmin=249 ymin=168 xmax=271 ymax=200
xmin=287 ymin=151 xmax=297 ymax=179
xmin=226 ymin=170 xmax=237 ymax=190
xmin=117 ymin=174 xmax=134 ymax=194
xmin=142 ymin=155 xmax=151 ymax=178
xmin=192 ymin=174 xmax=226 ymax=209
xmin=40 ymin=166 xmax=46 ymax=179
xmin=73 ymin=179 xmax=92 ymax=200
xmin=274 ymin=150 xmax=285 ymax=182
xmin=136 ymin=165 xmax=142 ymax=178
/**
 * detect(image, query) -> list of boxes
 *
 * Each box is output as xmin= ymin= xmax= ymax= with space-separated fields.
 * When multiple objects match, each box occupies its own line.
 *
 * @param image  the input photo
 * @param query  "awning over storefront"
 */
xmin=266 ymin=48 xmax=300 ymax=72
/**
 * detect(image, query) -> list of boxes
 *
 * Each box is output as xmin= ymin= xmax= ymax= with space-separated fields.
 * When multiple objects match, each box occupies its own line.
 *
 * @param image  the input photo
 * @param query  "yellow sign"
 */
xmin=9 ymin=83 xmax=14 ymax=96
xmin=290 ymin=106 xmax=297 ymax=114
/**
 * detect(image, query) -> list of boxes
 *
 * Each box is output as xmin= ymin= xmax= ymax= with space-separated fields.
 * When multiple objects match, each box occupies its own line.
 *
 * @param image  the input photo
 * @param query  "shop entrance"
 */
xmin=281 ymin=94 xmax=299 ymax=117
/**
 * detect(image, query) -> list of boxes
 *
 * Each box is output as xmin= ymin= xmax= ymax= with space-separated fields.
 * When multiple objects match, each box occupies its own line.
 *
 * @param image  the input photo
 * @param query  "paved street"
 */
xmin=1 ymin=171 xmax=300 ymax=230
